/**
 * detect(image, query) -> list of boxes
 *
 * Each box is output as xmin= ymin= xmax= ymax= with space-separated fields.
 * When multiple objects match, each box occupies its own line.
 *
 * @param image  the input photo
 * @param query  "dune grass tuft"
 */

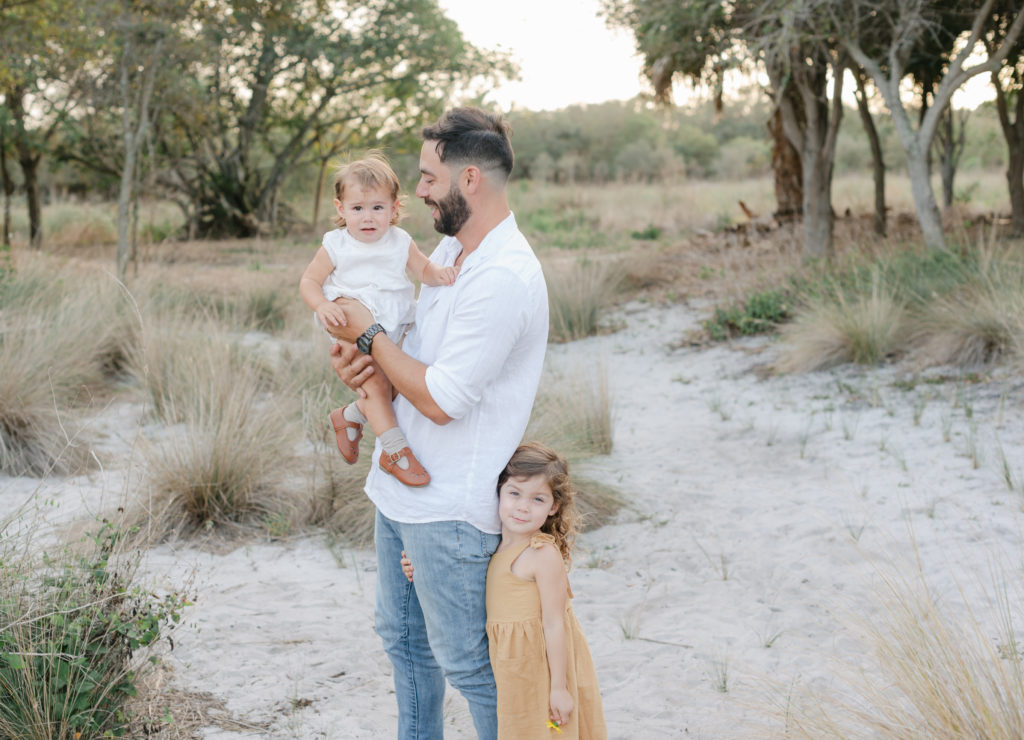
xmin=0 ymin=259 xmax=137 ymax=476
xmin=130 ymin=343 xmax=301 ymax=542
xmin=546 ymin=258 xmax=624 ymax=343
xmin=775 ymin=271 xmax=907 ymax=373
xmin=527 ymin=362 xmax=613 ymax=458
xmin=910 ymin=245 xmax=1024 ymax=366
xmin=779 ymin=561 xmax=1024 ymax=739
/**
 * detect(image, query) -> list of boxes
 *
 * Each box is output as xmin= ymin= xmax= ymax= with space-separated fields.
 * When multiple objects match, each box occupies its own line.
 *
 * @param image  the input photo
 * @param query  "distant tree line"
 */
xmin=506 ymin=96 xmax=1009 ymax=186
xmin=3 ymin=0 xmax=1023 ymax=272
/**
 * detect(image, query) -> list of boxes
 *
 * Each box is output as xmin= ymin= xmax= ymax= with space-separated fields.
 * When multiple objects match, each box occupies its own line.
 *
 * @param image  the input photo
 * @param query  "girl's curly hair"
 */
xmin=497 ymin=441 xmax=579 ymax=567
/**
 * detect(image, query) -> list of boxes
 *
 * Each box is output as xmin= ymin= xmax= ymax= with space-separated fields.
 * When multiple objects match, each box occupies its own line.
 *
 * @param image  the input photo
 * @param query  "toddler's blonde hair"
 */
xmin=332 ymin=151 xmax=403 ymax=229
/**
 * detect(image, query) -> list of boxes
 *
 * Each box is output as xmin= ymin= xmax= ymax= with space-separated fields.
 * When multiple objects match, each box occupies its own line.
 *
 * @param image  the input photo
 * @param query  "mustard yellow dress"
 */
xmin=486 ymin=534 xmax=607 ymax=740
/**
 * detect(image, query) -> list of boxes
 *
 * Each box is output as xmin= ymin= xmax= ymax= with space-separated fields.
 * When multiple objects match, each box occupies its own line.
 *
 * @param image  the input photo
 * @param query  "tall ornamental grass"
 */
xmin=775 ymin=271 xmax=907 ymax=373
xmin=779 ymin=563 xmax=1024 ymax=739
xmin=774 ymin=235 xmax=1024 ymax=373
xmin=910 ymin=244 xmax=1024 ymax=366
xmin=546 ymin=258 xmax=623 ymax=343
xmin=131 ymin=340 xmax=301 ymax=543
xmin=0 ymin=259 xmax=136 ymax=476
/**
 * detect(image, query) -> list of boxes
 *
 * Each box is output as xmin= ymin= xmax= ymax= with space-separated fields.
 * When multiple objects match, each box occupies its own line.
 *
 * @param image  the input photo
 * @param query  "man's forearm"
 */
xmin=369 ymin=333 xmax=452 ymax=425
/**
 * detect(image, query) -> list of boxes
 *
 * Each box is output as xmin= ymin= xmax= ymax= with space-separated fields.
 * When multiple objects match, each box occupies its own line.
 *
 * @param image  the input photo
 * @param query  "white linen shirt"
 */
xmin=363 ymin=213 xmax=548 ymax=534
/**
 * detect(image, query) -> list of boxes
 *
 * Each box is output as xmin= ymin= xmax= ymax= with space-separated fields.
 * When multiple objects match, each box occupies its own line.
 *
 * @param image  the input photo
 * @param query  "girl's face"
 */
xmin=335 ymin=183 xmax=397 ymax=243
xmin=498 ymin=474 xmax=558 ymax=537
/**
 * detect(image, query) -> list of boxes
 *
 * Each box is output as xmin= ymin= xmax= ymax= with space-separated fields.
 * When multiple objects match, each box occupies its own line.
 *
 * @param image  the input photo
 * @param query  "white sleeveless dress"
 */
xmin=320 ymin=225 xmax=416 ymax=338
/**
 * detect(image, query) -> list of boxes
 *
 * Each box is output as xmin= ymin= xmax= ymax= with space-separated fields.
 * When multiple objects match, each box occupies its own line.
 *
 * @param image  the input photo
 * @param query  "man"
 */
xmin=329 ymin=107 xmax=549 ymax=739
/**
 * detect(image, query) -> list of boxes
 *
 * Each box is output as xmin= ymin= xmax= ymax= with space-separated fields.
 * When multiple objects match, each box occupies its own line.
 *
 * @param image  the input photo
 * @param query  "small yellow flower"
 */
xmin=546 ymin=720 xmax=563 ymax=734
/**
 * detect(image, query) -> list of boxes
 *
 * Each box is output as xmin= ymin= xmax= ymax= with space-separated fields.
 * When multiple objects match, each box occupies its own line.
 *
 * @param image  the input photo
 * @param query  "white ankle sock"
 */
xmin=378 ymin=428 xmax=411 ymax=470
xmin=342 ymin=403 xmax=367 ymax=440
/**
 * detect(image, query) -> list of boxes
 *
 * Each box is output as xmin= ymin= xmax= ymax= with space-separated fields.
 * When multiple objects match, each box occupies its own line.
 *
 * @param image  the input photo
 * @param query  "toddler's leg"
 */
xmin=358 ymin=373 xmax=430 ymax=488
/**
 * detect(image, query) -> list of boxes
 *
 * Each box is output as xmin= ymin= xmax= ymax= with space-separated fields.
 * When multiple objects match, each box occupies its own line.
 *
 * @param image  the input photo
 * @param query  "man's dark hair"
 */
xmin=421 ymin=107 xmax=514 ymax=181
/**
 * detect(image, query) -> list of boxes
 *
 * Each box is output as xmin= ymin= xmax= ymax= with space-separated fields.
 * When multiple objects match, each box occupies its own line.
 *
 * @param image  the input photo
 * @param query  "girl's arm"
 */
xmin=407 ymin=239 xmax=458 ymax=287
xmin=300 ymin=247 xmax=348 ymax=328
xmin=533 ymin=544 xmax=574 ymax=727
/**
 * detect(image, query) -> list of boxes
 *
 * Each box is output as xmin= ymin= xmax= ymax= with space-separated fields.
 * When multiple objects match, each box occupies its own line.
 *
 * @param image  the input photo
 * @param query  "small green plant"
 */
xmin=0 ymin=522 xmax=188 ymax=738
xmin=630 ymin=224 xmax=661 ymax=240
xmin=703 ymin=289 xmax=791 ymax=340
xmin=709 ymin=655 xmax=729 ymax=693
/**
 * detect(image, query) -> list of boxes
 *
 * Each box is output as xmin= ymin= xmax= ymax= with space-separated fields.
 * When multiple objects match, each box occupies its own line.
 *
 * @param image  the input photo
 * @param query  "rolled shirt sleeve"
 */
xmin=424 ymin=268 xmax=530 ymax=420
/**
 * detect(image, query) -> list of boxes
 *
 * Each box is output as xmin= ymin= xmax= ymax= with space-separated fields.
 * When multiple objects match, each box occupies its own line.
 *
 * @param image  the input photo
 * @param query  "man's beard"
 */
xmin=427 ymin=183 xmax=471 ymax=236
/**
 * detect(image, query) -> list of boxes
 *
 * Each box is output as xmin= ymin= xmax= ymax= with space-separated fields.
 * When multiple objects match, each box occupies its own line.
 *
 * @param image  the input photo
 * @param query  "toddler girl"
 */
xmin=299 ymin=153 xmax=457 ymax=487
xmin=402 ymin=442 xmax=607 ymax=738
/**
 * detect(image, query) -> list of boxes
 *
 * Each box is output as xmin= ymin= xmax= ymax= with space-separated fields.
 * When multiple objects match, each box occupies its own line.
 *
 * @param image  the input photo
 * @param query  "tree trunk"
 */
xmin=993 ymin=69 xmax=1024 ymax=236
xmin=1008 ymin=143 xmax=1024 ymax=236
xmin=20 ymin=153 xmax=41 ymax=249
xmin=116 ymin=144 xmax=136 ymax=279
xmin=906 ymin=145 xmax=946 ymax=250
xmin=935 ymin=105 xmax=967 ymax=212
xmin=0 ymin=123 xmax=12 ymax=248
xmin=769 ymin=106 xmax=802 ymax=222
xmin=313 ymin=155 xmax=328 ymax=229
xmin=7 ymin=86 xmax=42 ymax=249
xmin=773 ymin=49 xmax=844 ymax=261
xmin=854 ymin=72 xmax=886 ymax=237
xmin=802 ymin=148 xmax=835 ymax=261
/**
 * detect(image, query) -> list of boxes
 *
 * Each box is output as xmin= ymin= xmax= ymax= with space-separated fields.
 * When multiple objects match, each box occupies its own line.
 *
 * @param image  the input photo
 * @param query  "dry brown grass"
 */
xmin=0 ymin=256 xmax=137 ymax=475
xmin=775 ymin=272 xmax=909 ymax=373
xmin=778 ymin=559 xmax=1024 ymax=739
xmin=909 ymin=242 xmax=1024 ymax=367
xmin=127 ymin=343 xmax=304 ymax=544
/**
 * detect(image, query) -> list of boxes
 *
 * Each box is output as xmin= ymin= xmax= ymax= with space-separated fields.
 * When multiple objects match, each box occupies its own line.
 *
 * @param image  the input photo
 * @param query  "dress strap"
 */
xmin=529 ymin=533 xmax=556 ymax=550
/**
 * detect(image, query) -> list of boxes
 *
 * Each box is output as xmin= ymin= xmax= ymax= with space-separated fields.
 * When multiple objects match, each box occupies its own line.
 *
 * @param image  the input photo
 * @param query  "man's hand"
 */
xmin=329 ymin=341 xmax=375 ymax=396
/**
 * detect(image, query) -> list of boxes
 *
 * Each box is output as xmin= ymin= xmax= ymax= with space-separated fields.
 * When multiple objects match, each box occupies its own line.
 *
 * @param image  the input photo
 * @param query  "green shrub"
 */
xmin=703 ymin=289 xmax=791 ymax=340
xmin=0 ymin=522 xmax=187 ymax=739
xmin=630 ymin=225 xmax=661 ymax=241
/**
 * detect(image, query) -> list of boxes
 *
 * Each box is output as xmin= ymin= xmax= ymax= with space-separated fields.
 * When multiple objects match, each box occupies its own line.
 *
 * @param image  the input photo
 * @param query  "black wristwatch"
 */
xmin=356 ymin=323 xmax=386 ymax=354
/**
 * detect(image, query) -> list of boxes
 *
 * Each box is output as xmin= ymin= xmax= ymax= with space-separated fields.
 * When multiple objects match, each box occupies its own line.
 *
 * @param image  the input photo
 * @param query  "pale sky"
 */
xmin=438 ymin=0 xmax=995 ymax=114
xmin=437 ymin=0 xmax=649 ymax=111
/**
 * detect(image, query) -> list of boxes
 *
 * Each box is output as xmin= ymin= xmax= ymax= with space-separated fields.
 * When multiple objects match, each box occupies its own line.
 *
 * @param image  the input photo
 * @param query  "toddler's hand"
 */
xmin=549 ymin=687 xmax=573 ymax=727
xmin=400 ymin=550 xmax=414 ymax=582
xmin=316 ymin=301 xmax=348 ymax=328
xmin=439 ymin=265 xmax=459 ymax=286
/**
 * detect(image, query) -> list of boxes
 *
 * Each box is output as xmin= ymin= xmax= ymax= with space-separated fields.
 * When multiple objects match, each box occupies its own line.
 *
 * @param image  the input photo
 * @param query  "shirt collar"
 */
xmin=454 ymin=212 xmax=517 ymax=274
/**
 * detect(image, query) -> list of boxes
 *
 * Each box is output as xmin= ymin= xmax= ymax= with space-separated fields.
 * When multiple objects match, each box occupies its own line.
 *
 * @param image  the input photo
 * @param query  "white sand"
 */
xmin=5 ymin=301 xmax=1024 ymax=739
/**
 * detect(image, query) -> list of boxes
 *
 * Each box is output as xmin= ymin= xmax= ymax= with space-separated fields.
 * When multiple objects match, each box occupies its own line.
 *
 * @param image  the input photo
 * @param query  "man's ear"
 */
xmin=461 ymin=165 xmax=483 ymax=193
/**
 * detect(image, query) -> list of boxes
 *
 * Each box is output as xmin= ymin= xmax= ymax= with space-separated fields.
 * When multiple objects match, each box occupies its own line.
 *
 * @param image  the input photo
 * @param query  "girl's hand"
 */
xmin=400 ymin=550 xmax=414 ymax=582
xmin=316 ymin=301 xmax=348 ymax=328
xmin=549 ymin=687 xmax=573 ymax=727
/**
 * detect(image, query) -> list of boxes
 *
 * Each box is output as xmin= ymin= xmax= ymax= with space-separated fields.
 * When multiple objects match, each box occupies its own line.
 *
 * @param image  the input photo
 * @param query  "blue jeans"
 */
xmin=374 ymin=510 xmax=500 ymax=740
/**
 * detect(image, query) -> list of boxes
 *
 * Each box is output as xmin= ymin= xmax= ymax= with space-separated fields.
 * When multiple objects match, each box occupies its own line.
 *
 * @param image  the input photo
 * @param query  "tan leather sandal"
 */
xmin=378 ymin=447 xmax=430 ymax=487
xmin=328 ymin=407 xmax=362 ymax=464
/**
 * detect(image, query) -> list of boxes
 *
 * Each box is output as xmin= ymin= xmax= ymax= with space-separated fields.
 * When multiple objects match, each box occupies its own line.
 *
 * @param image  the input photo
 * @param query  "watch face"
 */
xmin=358 ymin=324 xmax=382 ymax=354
